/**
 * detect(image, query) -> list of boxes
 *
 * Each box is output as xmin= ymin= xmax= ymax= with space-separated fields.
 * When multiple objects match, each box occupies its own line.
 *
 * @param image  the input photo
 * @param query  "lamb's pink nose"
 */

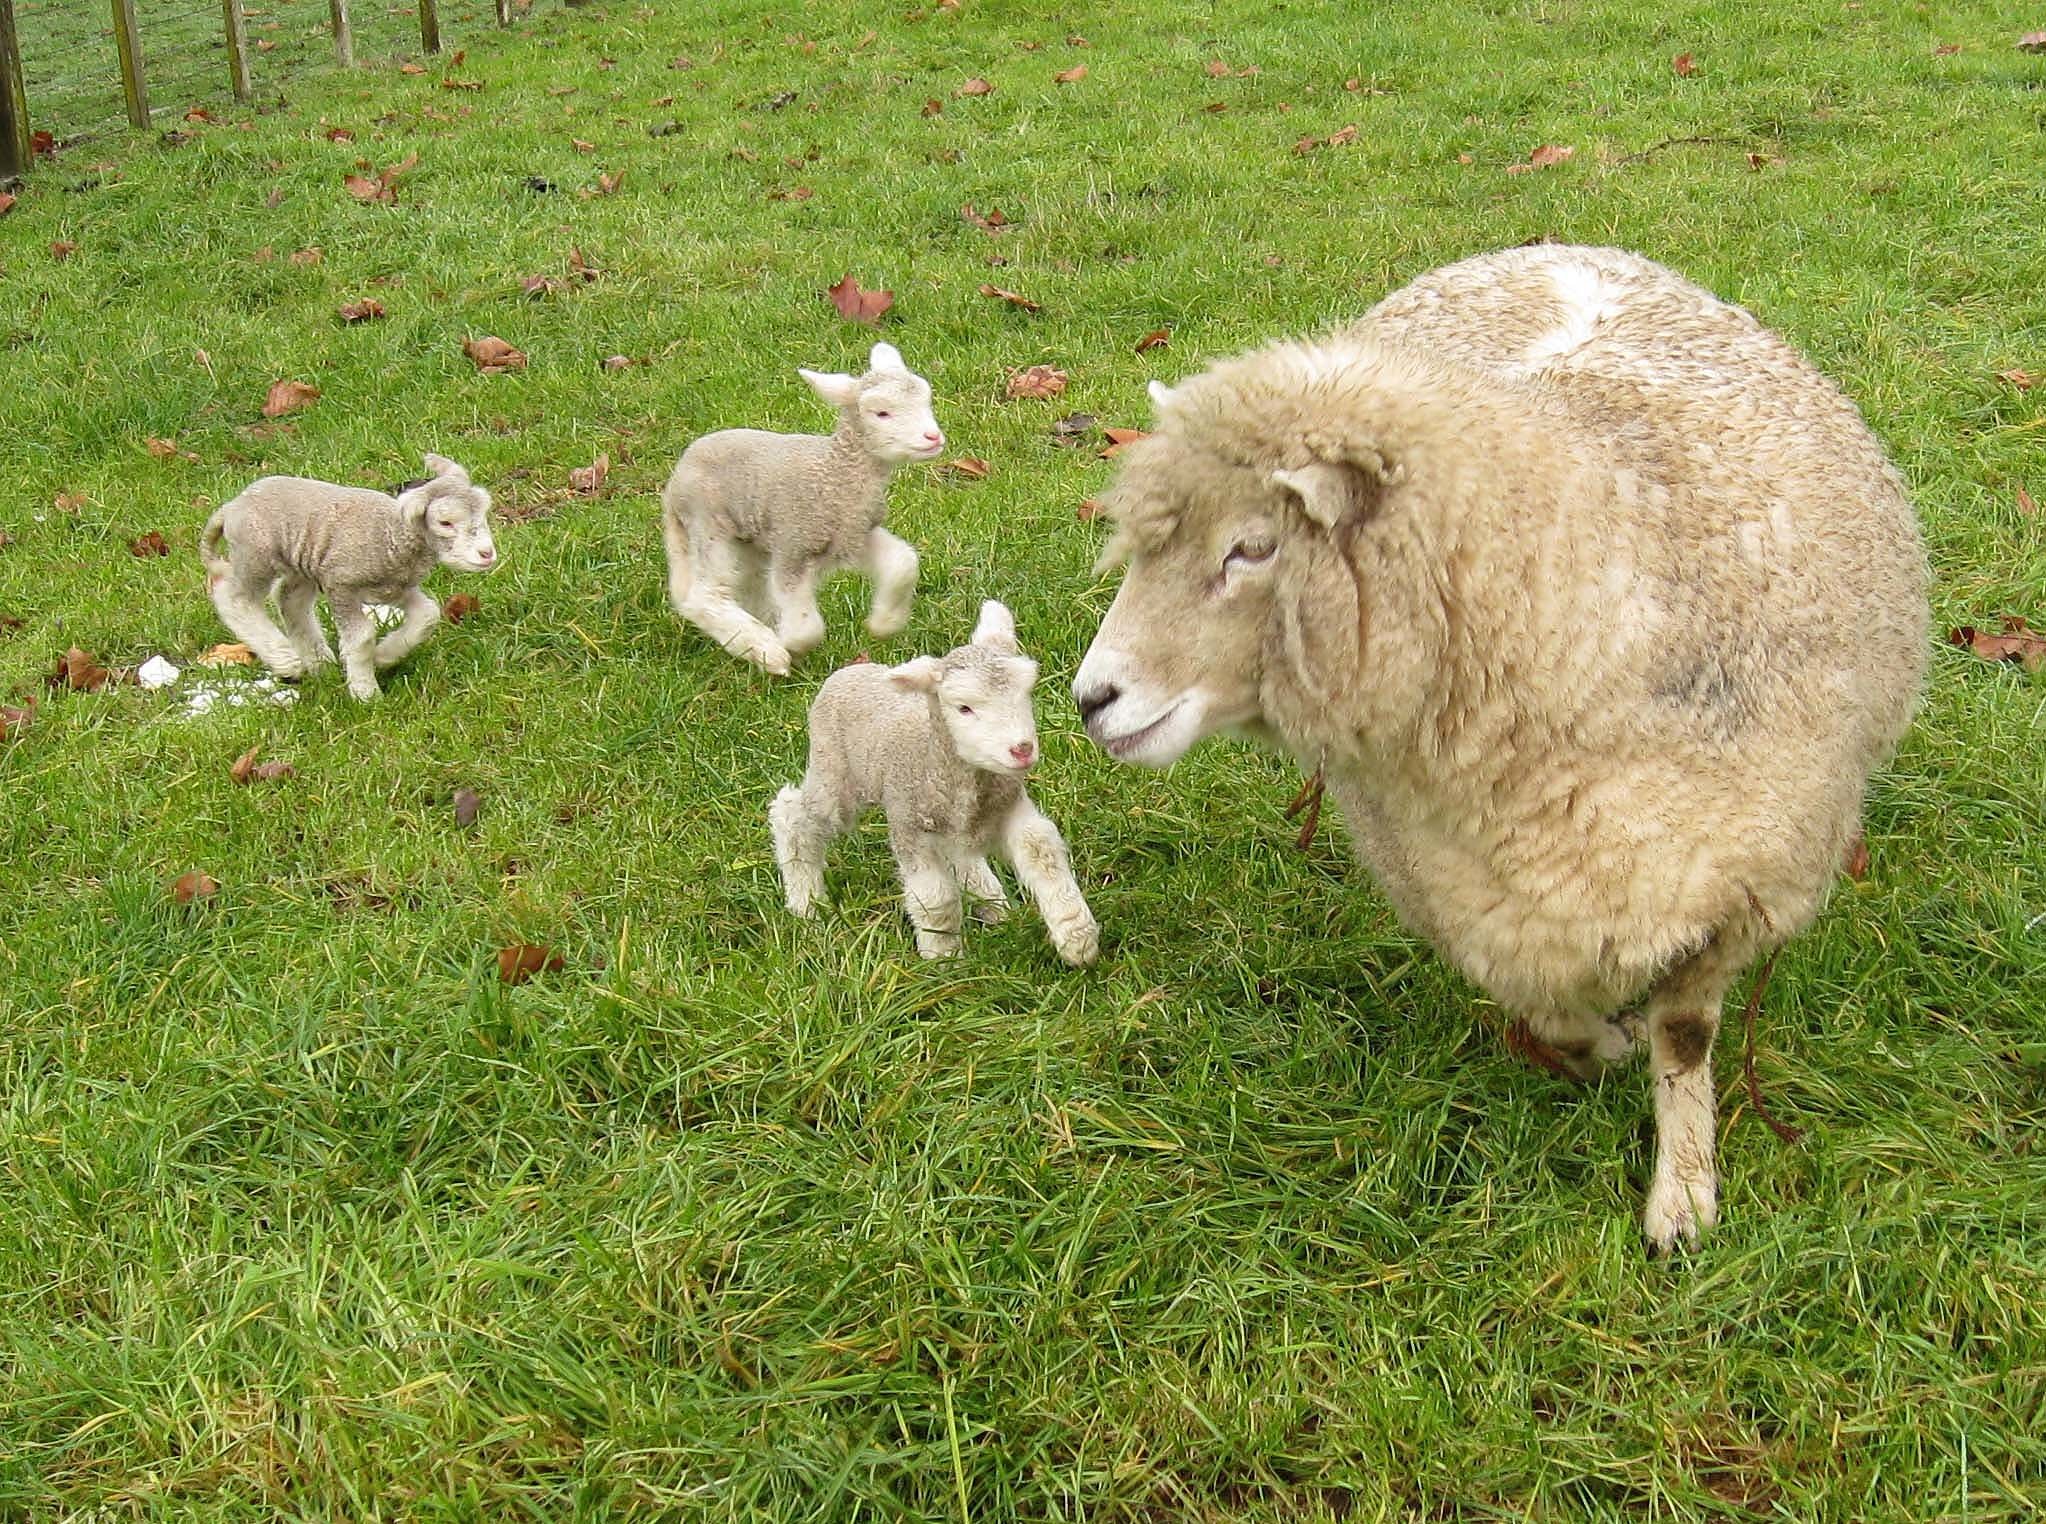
xmin=924 ymin=430 xmax=944 ymax=446
xmin=476 ymin=547 xmax=495 ymax=564
xmin=1009 ymin=741 xmax=1036 ymax=767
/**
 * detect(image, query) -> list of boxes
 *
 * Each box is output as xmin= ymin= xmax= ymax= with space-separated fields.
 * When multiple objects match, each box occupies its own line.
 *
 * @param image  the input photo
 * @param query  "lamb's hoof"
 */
xmin=915 ymin=931 xmax=961 ymax=959
xmin=970 ymin=900 xmax=1010 ymax=926
xmin=783 ymin=887 xmax=823 ymax=919
xmin=864 ymin=610 xmax=910 ymax=640
xmin=753 ymin=640 xmax=793 ymax=676
xmin=1053 ymin=915 xmax=1101 ymax=968
xmin=1642 ymin=1172 xmax=1717 ymax=1256
xmin=346 ymin=681 xmax=381 ymax=702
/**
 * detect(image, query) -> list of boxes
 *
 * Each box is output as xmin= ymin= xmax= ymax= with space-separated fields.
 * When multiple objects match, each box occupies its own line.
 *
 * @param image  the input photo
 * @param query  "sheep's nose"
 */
xmin=476 ymin=547 xmax=496 ymax=564
xmin=923 ymin=430 xmax=944 ymax=445
xmin=1075 ymin=683 xmax=1119 ymax=724
xmin=1009 ymin=741 xmax=1037 ymax=767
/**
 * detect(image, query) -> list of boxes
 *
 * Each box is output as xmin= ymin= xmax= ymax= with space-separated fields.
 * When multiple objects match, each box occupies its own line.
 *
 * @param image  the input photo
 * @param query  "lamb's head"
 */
xmin=397 ymin=453 xmax=498 ymax=573
xmin=800 ymin=342 xmax=945 ymax=466
xmin=891 ymin=600 xmax=1042 ymax=774
xmin=1074 ymin=351 xmax=1403 ymax=767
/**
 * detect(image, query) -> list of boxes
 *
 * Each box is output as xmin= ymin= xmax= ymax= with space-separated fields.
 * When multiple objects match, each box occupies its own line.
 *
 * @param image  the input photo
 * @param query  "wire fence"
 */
xmin=3 ymin=0 xmax=533 ymax=173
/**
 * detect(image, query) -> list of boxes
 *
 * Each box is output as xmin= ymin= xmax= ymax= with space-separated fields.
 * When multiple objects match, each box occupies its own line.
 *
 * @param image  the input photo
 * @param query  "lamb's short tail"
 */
xmin=198 ymin=507 xmax=232 ymax=582
xmin=661 ymin=496 xmax=693 ymax=615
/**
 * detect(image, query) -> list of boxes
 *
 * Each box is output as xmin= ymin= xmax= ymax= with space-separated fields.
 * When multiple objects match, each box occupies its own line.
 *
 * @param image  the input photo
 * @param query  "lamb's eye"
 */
xmin=875 ymin=410 xmax=892 ymax=419
xmin=958 ymin=704 xmax=973 ymax=716
xmin=1225 ymin=536 xmax=1276 ymax=569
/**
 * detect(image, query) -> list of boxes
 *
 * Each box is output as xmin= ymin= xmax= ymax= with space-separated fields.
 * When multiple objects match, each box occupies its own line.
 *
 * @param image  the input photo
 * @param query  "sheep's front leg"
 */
xmin=374 ymin=586 xmax=440 ymax=670
xmin=676 ymin=535 xmax=792 ymax=675
xmin=768 ymin=555 xmax=827 ymax=659
xmin=210 ymin=568 xmax=305 ymax=678
xmin=1639 ymin=934 xmax=1751 ymax=1253
xmin=999 ymin=797 xmax=1099 ymax=967
xmin=275 ymin=576 xmax=335 ymax=671
xmin=862 ymin=527 xmax=919 ymax=640
xmin=330 ymin=598 xmax=383 ymax=701
xmin=961 ymin=858 xmax=1009 ymax=925
xmin=892 ymin=834 xmax=962 ymax=958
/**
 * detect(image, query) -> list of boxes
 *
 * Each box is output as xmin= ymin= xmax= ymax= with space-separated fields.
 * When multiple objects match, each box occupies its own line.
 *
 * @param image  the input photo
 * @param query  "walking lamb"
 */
xmin=1071 ymin=244 xmax=1927 ymax=1251
xmin=199 ymin=453 xmax=498 ymax=701
xmin=663 ymin=341 xmax=943 ymax=674
xmin=771 ymin=600 xmax=1100 ymax=967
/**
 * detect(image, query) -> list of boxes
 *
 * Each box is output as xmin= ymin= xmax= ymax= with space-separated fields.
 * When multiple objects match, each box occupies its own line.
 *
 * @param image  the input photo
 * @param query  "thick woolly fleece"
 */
xmin=1077 ymin=244 xmax=1928 ymax=1250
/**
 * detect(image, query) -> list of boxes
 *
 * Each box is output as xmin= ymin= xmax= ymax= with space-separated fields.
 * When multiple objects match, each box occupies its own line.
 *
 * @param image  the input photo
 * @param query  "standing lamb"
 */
xmin=1071 ymin=244 xmax=1927 ymax=1251
xmin=663 ymin=341 xmax=944 ymax=675
xmin=771 ymin=600 xmax=1100 ymax=967
xmin=199 ymin=452 xmax=498 ymax=701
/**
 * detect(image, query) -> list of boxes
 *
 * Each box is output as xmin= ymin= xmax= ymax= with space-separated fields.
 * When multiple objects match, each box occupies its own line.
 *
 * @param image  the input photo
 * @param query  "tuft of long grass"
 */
xmin=1 ymin=1 xmax=2042 ymax=1518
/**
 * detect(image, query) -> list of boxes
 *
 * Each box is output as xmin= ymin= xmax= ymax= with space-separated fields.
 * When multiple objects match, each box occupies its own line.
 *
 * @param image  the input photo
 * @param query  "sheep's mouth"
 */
xmin=1094 ymin=701 xmax=1183 ymax=760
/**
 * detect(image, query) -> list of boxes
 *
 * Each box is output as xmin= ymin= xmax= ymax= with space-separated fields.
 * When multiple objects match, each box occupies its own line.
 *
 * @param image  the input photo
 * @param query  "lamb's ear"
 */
xmin=1147 ymin=379 xmax=1177 ymax=415
xmin=422 ymin=452 xmax=469 ymax=484
xmin=888 ymin=656 xmax=946 ymax=693
xmin=395 ymin=480 xmax=436 ymax=521
xmin=868 ymin=341 xmax=909 ymax=375
xmin=970 ymin=599 xmax=1019 ymax=654
xmin=1269 ymin=456 xmax=1390 ymax=531
xmin=800 ymin=367 xmax=863 ymax=409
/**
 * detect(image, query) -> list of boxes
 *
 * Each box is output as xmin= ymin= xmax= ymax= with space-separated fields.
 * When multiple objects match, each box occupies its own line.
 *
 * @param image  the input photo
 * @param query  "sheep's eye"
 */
xmin=1225 ymin=536 xmax=1276 ymax=570
xmin=874 ymin=409 xmax=892 ymax=419
xmin=958 ymin=704 xmax=973 ymax=716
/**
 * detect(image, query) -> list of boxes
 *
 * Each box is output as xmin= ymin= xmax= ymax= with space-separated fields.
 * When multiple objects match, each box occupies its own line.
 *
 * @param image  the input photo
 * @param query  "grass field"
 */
xmin=3 ymin=0 xmax=2044 ymax=1517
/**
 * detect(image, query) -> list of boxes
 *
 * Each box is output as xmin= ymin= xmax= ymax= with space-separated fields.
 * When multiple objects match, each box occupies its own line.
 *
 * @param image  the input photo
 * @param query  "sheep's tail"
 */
xmin=198 ymin=507 xmax=232 ymax=581
xmin=661 ymin=494 xmax=693 ymax=614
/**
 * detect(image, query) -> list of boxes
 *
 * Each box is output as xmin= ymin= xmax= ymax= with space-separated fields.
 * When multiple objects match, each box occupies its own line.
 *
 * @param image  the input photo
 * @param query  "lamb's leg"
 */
xmin=770 ymin=779 xmax=848 ymax=917
xmin=374 ymin=586 xmax=440 ymax=670
xmin=960 ymin=858 xmax=1009 ymax=924
xmin=861 ymin=527 xmax=919 ymax=639
xmin=675 ymin=534 xmax=791 ymax=675
xmin=209 ymin=566 xmax=304 ymax=678
xmin=661 ymin=499 xmax=694 ymax=616
xmin=1639 ymin=931 xmax=1756 ymax=1254
xmin=768 ymin=555 xmax=827 ymax=659
xmin=330 ymin=598 xmax=382 ymax=701
xmin=999 ymin=797 xmax=1099 ymax=967
xmin=275 ymin=576 xmax=334 ymax=670
xmin=891 ymin=833 xmax=962 ymax=958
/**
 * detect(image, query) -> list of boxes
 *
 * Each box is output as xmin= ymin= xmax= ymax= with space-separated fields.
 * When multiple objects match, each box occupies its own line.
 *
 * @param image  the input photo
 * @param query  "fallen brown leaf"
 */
xmin=50 ymin=240 xmax=77 ymax=260
xmin=1100 ymin=426 xmax=1150 ymax=458
xmin=768 ymin=184 xmax=814 ymax=201
xmin=2018 ymin=486 xmax=2037 ymax=518
xmin=569 ymin=454 xmax=610 ymax=497
xmin=1077 ymin=498 xmax=1103 ymax=521
xmin=170 ymin=869 xmax=219 ymax=905
xmin=567 ymin=247 xmax=599 ymax=283
xmin=54 ymin=492 xmax=86 ymax=516
xmin=262 ymin=379 xmax=321 ymax=418
xmin=253 ymin=761 xmax=298 ymax=782
xmin=1135 ymin=328 xmax=1171 ymax=353
xmin=1205 ymin=58 xmax=1230 ymax=77
xmin=1326 ymin=123 xmax=1359 ymax=147
xmin=600 ymin=354 xmax=637 ymax=372
xmin=1054 ymin=64 xmax=1087 ymax=83
xmin=197 ymin=642 xmax=253 ymax=666
xmin=48 ymin=647 xmax=115 ymax=691
xmin=1508 ymin=143 xmax=1576 ymax=174
xmin=961 ymin=203 xmax=1012 ymax=232
xmin=0 ymin=702 xmax=33 ymax=740
xmin=343 ymin=152 xmax=418 ymax=204
xmin=1005 ymin=365 xmax=1068 ymax=400
xmin=1292 ymin=134 xmax=1320 ymax=155
xmin=464 ymin=336 xmax=528 ymax=373
xmin=521 ymin=274 xmax=563 ymax=299
xmin=921 ymin=98 xmax=943 ymax=116
xmin=1949 ymin=616 xmax=2046 ymax=672
xmin=591 ymin=170 xmax=625 ymax=196
xmin=945 ymin=457 xmax=991 ymax=480
xmin=229 ymin=745 xmax=259 ymax=783
xmin=2019 ymin=30 xmax=2046 ymax=52
xmin=338 ymin=298 xmax=386 ymax=323
xmin=1673 ymin=51 xmax=1698 ymax=76
xmin=0 ymin=192 xmax=15 ymax=217
xmin=1841 ymin=831 xmax=1869 ymax=881
xmin=325 ymin=126 xmax=355 ymax=142
xmin=290 ymin=246 xmax=324 ymax=266
xmin=498 ymin=942 xmax=566 ymax=984
xmin=826 ymin=273 xmax=894 ymax=326
xmin=956 ymin=77 xmax=994 ymax=97
xmin=145 ymin=438 xmax=198 ymax=463
xmin=400 ymin=62 xmax=426 ymax=75
xmin=443 ymin=593 xmax=480 ymax=624
xmin=1932 ymin=41 xmax=1962 ymax=56
xmin=980 ymin=283 xmax=1041 ymax=312
xmin=1996 ymin=368 xmax=2037 ymax=391
xmin=129 ymin=531 xmax=171 ymax=558
xmin=454 ymin=786 xmax=481 ymax=827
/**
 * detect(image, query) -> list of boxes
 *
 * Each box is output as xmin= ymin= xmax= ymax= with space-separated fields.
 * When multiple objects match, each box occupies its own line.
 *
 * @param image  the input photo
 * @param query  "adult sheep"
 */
xmin=1072 ymin=244 xmax=1927 ymax=1252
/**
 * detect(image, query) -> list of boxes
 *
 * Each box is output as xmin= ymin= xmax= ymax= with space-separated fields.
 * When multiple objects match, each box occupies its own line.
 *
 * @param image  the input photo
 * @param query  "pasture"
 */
xmin=1 ymin=0 xmax=2042 ymax=1517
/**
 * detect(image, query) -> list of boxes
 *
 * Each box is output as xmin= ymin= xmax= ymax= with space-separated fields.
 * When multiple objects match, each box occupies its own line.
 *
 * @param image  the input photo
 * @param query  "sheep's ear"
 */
xmin=1269 ymin=458 xmax=1388 ymax=530
xmin=868 ymin=341 xmax=909 ymax=375
xmin=888 ymin=656 xmax=946 ymax=693
xmin=422 ymin=452 xmax=468 ymax=483
xmin=971 ymin=599 xmax=1019 ymax=654
xmin=395 ymin=481 xmax=436 ymax=520
xmin=800 ymin=367 xmax=863 ymax=409
xmin=1147 ymin=379 xmax=1177 ymax=415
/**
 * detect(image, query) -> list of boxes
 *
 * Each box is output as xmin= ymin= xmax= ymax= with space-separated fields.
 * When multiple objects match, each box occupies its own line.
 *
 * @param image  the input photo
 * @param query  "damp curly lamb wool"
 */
xmin=1072 ymin=244 xmax=1927 ymax=1251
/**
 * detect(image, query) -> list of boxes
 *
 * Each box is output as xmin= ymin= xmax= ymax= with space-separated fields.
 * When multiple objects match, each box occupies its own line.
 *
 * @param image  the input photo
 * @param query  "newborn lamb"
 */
xmin=662 ymin=341 xmax=943 ymax=675
xmin=770 ymin=601 xmax=1100 ymax=966
xmin=199 ymin=452 xmax=497 ymax=701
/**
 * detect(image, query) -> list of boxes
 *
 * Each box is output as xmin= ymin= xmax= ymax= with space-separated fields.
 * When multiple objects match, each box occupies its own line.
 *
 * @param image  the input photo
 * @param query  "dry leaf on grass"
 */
xmin=1100 ymin=427 xmax=1150 ymax=458
xmin=2018 ymin=486 xmax=2037 ymax=518
xmin=0 ymin=192 xmax=15 ymax=217
xmin=1205 ymin=58 xmax=1231 ymax=77
xmin=498 ymin=942 xmax=566 ymax=984
xmin=464 ymin=336 xmax=527 ymax=373
xmin=453 ymin=786 xmax=481 ymax=827
xmin=1135 ymin=328 xmax=1171 ymax=353
xmin=1507 ymin=144 xmax=1576 ymax=174
xmin=262 ymin=379 xmax=321 ymax=417
xmin=1077 ymin=498 xmax=1103 ymax=521
xmin=197 ymin=642 xmax=253 ymax=666
xmin=956 ymin=77 xmax=994 ymax=97
xmin=944 ymin=457 xmax=991 ymax=480
xmin=1841 ymin=831 xmax=1869 ymax=881
xmin=921 ymin=98 xmax=943 ymax=116
xmin=54 ymin=491 xmax=88 ymax=513
xmin=290 ymin=247 xmax=323 ymax=266
xmin=961 ymin=203 xmax=1012 ymax=232
xmin=129 ymin=531 xmax=171 ymax=558
xmin=170 ymin=869 xmax=219 ymax=904
xmin=48 ymin=647 xmax=120 ymax=692
xmin=2019 ymin=30 xmax=2046 ymax=52
xmin=569 ymin=454 xmax=610 ymax=497
xmin=980 ymin=283 xmax=1041 ymax=312
xmin=343 ymin=152 xmax=417 ymax=204
xmin=1 ymin=701 xmax=33 ymax=740
xmin=1673 ymin=52 xmax=1698 ymax=76
xmin=146 ymin=438 xmax=199 ymax=463
xmin=338 ymin=298 xmax=385 ymax=323
xmin=1054 ymin=65 xmax=1087 ymax=83
xmin=443 ymin=593 xmax=479 ymax=624
xmin=1949 ymin=616 xmax=2046 ymax=672
xmin=1005 ymin=365 xmax=1068 ymax=400
xmin=826 ymin=274 xmax=894 ymax=325
xmin=1051 ymin=412 xmax=1096 ymax=442
xmin=50 ymin=240 xmax=77 ymax=260
xmin=1997 ymin=368 xmax=2037 ymax=391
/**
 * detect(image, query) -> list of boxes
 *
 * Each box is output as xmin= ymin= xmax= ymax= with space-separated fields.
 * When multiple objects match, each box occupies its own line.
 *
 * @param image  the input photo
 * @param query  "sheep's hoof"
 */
xmin=864 ymin=610 xmax=910 ymax=640
xmin=1053 ymin=916 xmax=1101 ymax=968
xmin=1641 ymin=1172 xmax=1717 ymax=1256
xmin=754 ymin=641 xmax=793 ymax=676
xmin=346 ymin=681 xmax=381 ymax=702
xmin=970 ymin=899 xmax=1009 ymax=926
xmin=915 ymin=931 xmax=961 ymax=959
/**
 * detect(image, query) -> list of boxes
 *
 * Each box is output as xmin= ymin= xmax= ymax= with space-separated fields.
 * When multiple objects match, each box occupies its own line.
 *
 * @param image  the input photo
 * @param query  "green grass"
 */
xmin=3 ymin=0 xmax=2044 ymax=1518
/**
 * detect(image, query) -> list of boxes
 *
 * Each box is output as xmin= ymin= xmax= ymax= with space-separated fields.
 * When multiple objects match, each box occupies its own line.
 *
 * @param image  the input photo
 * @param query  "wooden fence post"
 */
xmin=418 ymin=0 xmax=440 ymax=54
xmin=0 ymin=0 xmax=31 ymax=184
xmin=495 ymin=0 xmax=510 ymax=26
xmin=329 ymin=0 xmax=352 ymax=67
xmin=221 ymin=0 xmax=251 ymax=102
xmin=111 ymin=0 xmax=148 ymax=129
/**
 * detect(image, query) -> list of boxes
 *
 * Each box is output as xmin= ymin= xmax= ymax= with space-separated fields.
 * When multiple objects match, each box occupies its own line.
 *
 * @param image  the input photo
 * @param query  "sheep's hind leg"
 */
xmin=374 ymin=586 xmax=440 ymax=670
xmin=892 ymin=834 xmax=962 ymax=958
xmin=768 ymin=555 xmax=827 ymax=659
xmin=1638 ymin=930 xmax=1759 ymax=1254
xmin=330 ymin=599 xmax=382 ymax=701
xmin=210 ymin=568 xmax=305 ymax=678
xmin=1000 ymin=797 xmax=1099 ymax=967
xmin=961 ymin=858 xmax=1009 ymax=925
xmin=677 ymin=536 xmax=791 ymax=674
xmin=1505 ymin=1005 xmax=1638 ymax=1081
xmin=275 ymin=577 xmax=334 ymax=670
xmin=770 ymin=781 xmax=846 ymax=917
xmin=862 ymin=528 xmax=919 ymax=639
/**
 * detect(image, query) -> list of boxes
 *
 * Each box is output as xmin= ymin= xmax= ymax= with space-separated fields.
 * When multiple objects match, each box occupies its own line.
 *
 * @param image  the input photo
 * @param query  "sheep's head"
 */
xmin=891 ymin=600 xmax=1043 ymax=774
xmin=800 ymin=342 xmax=945 ymax=466
xmin=398 ymin=453 xmax=498 ymax=574
xmin=1074 ymin=350 xmax=1401 ymax=768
